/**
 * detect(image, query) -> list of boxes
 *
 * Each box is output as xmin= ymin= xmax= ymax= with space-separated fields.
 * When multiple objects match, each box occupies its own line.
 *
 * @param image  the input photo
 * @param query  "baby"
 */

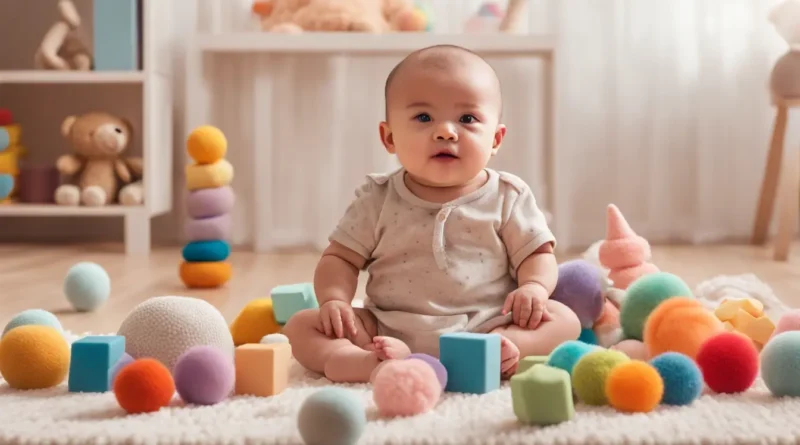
xmin=283 ymin=44 xmax=581 ymax=383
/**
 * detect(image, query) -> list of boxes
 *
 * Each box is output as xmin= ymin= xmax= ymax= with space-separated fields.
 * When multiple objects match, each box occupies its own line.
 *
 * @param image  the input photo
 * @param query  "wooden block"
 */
xmin=234 ymin=343 xmax=291 ymax=397
xmin=740 ymin=316 xmax=776 ymax=345
xmin=439 ymin=332 xmax=501 ymax=394
xmin=68 ymin=335 xmax=125 ymax=393
xmin=511 ymin=364 xmax=574 ymax=425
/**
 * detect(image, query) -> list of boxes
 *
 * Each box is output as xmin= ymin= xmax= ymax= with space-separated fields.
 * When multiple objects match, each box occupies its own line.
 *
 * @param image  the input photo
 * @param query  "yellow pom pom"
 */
xmin=187 ymin=125 xmax=227 ymax=165
xmin=229 ymin=298 xmax=282 ymax=346
xmin=0 ymin=325 xmax=70 ymax=389
xmin=605 ymin=360 xmax=664 ymax=413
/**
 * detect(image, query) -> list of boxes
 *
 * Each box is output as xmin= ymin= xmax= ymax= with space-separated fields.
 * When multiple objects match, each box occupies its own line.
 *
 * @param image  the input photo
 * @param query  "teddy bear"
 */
xmin=54 ymin=112 xmax=143 ymax=207
xmin=252 ymin=0 xmax=428 ymax=33
xmin=34 ymin=0 xmax=92 ymax=70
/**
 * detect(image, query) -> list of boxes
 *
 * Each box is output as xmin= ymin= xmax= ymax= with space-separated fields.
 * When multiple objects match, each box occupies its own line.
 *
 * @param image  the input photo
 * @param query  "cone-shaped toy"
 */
xmin=598 ymin=204 xmax=659 ymax=289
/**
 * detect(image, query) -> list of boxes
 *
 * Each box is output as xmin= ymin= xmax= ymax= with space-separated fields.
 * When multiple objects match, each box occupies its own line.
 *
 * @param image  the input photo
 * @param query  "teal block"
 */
xmin=511 ymin=364 xmax=574 ymax=425
xmin=439 ymin=332 xmax=501 ymax=394
xmin=0 ymin=127 xmax=8 ymax=152
xmin=516 ymin=355 xmax=548 ymax=375
xmin=182 ymin=240 xmax=230 ymax=262
xmin=68 ymin=335 xmax=125 ymax=393
xmin=271 ymin=283 xmax=318 ymax=324
xmin=93 ymin=0 xmax=139 ymax=70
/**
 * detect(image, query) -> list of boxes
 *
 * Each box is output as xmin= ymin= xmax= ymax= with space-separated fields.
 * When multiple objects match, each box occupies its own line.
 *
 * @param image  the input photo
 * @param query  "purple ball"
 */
xmin=110 ymin=352 xmax=134 ymax=385
xmin=406 ymin=353 xmax=448 ymax=390
xmin=551 ymin=259 xmax=605 ymax=328
xmin=173 ymin=345 xmax=235 ymax=405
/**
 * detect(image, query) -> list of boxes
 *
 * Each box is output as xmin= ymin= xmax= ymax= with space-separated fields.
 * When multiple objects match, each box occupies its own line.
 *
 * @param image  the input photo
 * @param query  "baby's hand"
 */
xmin=319 ymin=300 xmax=358 ymax=339
xmin=502 ymin=283 xmax=553 ymax=329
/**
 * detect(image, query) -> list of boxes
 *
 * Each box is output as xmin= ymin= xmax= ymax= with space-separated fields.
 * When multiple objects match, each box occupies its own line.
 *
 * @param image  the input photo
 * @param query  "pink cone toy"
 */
xmin=598 ymin=204 xmax=659 ymax=290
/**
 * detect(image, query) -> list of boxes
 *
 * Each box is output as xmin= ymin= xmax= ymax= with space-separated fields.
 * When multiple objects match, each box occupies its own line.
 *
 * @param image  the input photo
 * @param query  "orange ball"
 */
xmin=113 ymin=358 xmax=175 ymax=414
xmin=643 ymin=297 xmax=723 ymax=360
xmin=186 ymin=125 xmax=227 ymax=164
xmin=179 ymin=261 xmax=232 ymax=288
xmin=605 ymin=360 xmax=664 ymax=413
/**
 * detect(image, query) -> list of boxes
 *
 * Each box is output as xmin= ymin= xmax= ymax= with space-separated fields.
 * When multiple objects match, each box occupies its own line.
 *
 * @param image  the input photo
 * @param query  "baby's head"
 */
xmin=380 ymin=45 xmax=506 ymax=188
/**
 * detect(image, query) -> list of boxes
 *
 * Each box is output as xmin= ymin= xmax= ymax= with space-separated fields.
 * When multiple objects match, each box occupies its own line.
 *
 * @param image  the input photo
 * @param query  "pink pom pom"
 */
xmin=774 ymin=309 xmax=800 ymax=338
xmin=372 ymin=359 xmax=441 ymax=417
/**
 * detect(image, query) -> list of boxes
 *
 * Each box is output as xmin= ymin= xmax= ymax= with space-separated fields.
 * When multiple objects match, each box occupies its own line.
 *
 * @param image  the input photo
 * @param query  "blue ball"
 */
xmin=650 ymin=352 xmax=703 ymax=406
xmin=546 ymin=340 xmax=598 ymax=375
xmin=2 ymin=309 xmax=62 ymax=337
xmin=761 ymin=331 xmax=800 ymax=397
xmin=297 ymin=387 xmax=365 ymax=445
xmin=64 ymin=262 xmax=111 ymax=312
xmin=182 ymin=240 xmax=230 ymax=262
xmin=0 ymin=174 xmax=13 ymax=201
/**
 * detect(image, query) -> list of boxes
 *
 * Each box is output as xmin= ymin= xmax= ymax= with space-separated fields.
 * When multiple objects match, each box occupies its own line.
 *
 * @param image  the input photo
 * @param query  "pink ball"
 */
xmin=173 ymin=345 xmax=235 ymax=406
xmin=612 ymin=339 xmax=649 ymax=360
xmin=773 ymin=309 xmax=800 ymax=338
xmin=372 ymin=359 xmax=441 ymax=418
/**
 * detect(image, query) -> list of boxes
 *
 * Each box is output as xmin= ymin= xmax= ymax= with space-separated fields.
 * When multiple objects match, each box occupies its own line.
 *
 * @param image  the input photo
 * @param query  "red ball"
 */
xmin=695 ymin=332 xmax=759 ymax=394
xmin=0 ymin=109 xmax=12 ymax=126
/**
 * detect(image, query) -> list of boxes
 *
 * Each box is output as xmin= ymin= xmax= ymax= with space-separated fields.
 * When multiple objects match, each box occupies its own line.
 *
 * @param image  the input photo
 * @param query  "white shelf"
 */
xmin=195 ymin=32 xmax=556 ymax=55
xmin=0 ymin=204 xmax=146 ymax=217
xmin=0 ymin=70 xmax=145 ymax=84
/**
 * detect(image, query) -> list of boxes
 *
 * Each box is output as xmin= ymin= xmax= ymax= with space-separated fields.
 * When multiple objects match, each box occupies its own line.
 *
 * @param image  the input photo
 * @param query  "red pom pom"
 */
xmin=0 ymin=109 xmax=13 ymax=126
xmin=695 ymin=332 xmax=759 ymax=394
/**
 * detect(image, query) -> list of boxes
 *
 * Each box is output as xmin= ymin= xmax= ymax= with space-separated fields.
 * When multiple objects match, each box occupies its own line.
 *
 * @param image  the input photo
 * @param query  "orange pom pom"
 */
xmin=605 ymin=360 xmax=664 ymax=413
xmin=179 ymin=261 xmax=232 ymax=288
xmin=644 ymin=297 xmax=723 ymax=360
xmin=113 ymin=358 xmax=175 ymax=414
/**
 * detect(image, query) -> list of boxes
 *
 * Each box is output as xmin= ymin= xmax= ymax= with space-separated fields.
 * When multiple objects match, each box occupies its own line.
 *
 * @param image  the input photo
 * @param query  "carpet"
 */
xmin=0 ymin=274 xmax=796 ymax=445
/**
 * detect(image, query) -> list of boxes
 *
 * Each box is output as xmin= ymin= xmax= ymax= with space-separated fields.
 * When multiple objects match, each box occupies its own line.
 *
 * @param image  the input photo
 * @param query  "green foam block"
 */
xmin=516 ymin=355 xmax=548 ymax=375
xmin=511 ymin=364 xmax=574 ymax=425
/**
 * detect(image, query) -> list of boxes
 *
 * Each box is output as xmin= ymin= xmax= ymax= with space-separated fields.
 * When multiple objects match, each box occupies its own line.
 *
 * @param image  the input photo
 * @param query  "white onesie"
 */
xmin=329 ymin=167 xmax=556 ymax=357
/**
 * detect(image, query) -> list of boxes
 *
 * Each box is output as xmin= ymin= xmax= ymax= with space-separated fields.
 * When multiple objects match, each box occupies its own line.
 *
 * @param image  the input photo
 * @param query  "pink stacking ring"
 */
xmin=185 ymin=213 xmax=232 ymax=241
xmin=186 ymin=186 xmax=235 ymax=219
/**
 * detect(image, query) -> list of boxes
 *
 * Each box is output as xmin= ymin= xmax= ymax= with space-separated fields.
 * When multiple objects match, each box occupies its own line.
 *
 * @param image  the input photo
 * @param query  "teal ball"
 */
xmin=761 ymin=331 xmax=800 ymax=397
xmin=546 ymin=340 xmax=599 ymax=375
xmin=182 ymin=240 xmax=230 ymax=262
xmin=64 ymin=262 xmax=111 ymax=312
xmin=650 ymin=352 xmax=703 ymax=406
xmin=2 ymin=309 xmax=62 ymax=337
xmin=620 ymin=272 xmax=693 ymax=340
xmin=0 ymin=174 xmax=13 ymax=200
xmin=297 ymin=387 xmax=366 ymax=445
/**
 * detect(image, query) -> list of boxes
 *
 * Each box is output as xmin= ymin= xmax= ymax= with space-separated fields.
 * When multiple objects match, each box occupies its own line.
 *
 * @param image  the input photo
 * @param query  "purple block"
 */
xmin=186 ymin=186 xmax=235 ymax=219
xmin=406 ymin=353 xmax=448 ymax=390
xmin=185 ymin=213 xmax=231 ymax=241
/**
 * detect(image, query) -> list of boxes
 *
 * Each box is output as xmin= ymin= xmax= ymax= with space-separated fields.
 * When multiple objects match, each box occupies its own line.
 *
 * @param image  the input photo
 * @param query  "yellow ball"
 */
xmin=229 ymin=298 xmax=281 ymax=346
xmin=572 ymin=349 xmax=630 ymax=406
xmin=0 ymin=325 xmax=70 ymax=389
xmin=187 ymin=125 xmax=227 ymax=165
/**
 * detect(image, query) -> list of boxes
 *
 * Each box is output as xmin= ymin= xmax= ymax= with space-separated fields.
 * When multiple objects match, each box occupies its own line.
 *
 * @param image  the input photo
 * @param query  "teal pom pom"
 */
xmin=182 ymin=240 xmax=230 ymax=262
xmin=0 ymin=127 xmax=8 ymax=152
xmin=578 ymin=328 xmax=598 ymax=345
xmin=297 ymin=387 xmax=366 ymax=445
xmin=650 ymin=352 xmax=703 ymax=406
xmin=761 ymin=331 xmax=800 ymax=397
xmin=3 ymin=309 xmax=62 ymax=337
xmin=546 ymin=340 xmax=598 ymax=375
xmin=64 ymin=262 xmax=111 ymax=312
xmin=620 ymin=272 xmax=693 ymax=340
xmin=0 ymin=174 xmax=13 ymax=200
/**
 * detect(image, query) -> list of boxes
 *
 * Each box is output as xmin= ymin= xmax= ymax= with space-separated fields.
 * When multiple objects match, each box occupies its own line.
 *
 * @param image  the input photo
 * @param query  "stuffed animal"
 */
xmin=252 ymin=0 xmax=428 ymax=33
xmin=769 ymin=0 xmax=800 ymax=98
xmin=54 ymin=112 xmax=143 ymax=207
xmin=34 ymin=0 xmax=92 ymax=71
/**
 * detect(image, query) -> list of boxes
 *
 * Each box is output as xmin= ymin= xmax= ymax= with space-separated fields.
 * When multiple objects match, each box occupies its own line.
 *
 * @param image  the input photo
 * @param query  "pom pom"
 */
xmin=546 ymin=340 xmax=599 ymax=375
xmin=2 ymin=308 xmax=62 ymax=337
xmin=63 ymin=262 xmax=111 ymax=312
xmin=0 ymin=325 xmax=69 ymax=389
xmin=373 ymin=359 xmax=441 ymax=417
xmin=406 ymin=353 xmax=448 ymax=390
xmin=550 ymin=260 xmax=605 ymax=328
xmin=173 ymin=345 xmax=235 ymax=405
xmin=620 ymin=272 xmax=693 ymax=340
xmin=695 ymin=332 xmax=759 ymax=394
xmin=297 ymin=387 xmax=366 ymax=445
xmin=0 ymin=108 xmax=13 ymax=126
xmin=773 ymin=309 xmax=800 ymax=338
xmin=611 ymin=339 xmax=648 ymax=360
xmin=186 ymin=125 xmax=227 ymax=165
xmin=114 ymin=358 xmax=175 ymax=414
xmin=578 ymin=328 xmax=598 ymax=345
xmin=760 ymin=331 xmax=800 ymax=397
xmin=572 ymin=349 xmax=630 ymax=405
xmin=605 ymin=360 xmax=664 ymax=413
xmin=650 ymin=352 xmax=703 ymax=406
xmin=644 ymin=297 xmax=723 ymax=360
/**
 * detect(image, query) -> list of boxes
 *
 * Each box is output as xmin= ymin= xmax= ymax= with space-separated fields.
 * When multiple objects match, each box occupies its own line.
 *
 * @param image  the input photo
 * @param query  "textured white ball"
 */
xmin=117 ymin=296 xmax=234 ymax=371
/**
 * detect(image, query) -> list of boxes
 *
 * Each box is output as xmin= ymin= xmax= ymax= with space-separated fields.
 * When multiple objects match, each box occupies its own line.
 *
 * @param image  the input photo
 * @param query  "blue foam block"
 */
xmin=271 ymin=282 xmax=318 ymax=324
xmin=68 ymin=335 xmax=126 ymax=393
xmin=0 ymin=174 xmax=13 ymax=201
xmin=0 ymin=127 xmax=8 ymax=152
xmin=439 ymin=332 xmax=501 ymax=394
xmin=93 ymin=0 xmax=139 ymax=71
xmin=182 ymin=240 xmax=230 ymax=262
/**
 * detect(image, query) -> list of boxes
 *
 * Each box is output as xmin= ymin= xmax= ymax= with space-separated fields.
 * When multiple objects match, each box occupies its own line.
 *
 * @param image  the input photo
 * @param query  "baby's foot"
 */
xmin=500 ymin=336 xmax=520 ymax=379
xmin=371 ymin=336 xmax=411 ymax=361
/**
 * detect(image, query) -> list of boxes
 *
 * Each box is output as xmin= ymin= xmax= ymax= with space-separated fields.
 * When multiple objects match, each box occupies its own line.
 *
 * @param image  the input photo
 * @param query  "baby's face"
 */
xmin=380 ymin=56 xmax=505 ymax=188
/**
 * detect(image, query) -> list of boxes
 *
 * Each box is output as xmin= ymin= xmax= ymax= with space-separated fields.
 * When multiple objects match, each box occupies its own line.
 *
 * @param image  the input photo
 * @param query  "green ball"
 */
xmin=620 ymin=272 xmax=693 ymax=340
xmin=572 ymin=349 xmax=630 ymax=406
xmin=2 ymin=309 xmax=62 ymax=337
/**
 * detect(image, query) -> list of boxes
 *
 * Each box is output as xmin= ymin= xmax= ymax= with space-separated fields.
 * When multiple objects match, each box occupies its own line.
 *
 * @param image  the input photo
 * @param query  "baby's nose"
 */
xmin=434 ymin=123 xmax=458 ymax=141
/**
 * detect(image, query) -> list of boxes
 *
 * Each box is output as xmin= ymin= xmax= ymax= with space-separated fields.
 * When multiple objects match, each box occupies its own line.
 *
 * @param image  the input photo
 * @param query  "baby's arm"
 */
xmin=314 ymin=241 xmax=366 ymax=338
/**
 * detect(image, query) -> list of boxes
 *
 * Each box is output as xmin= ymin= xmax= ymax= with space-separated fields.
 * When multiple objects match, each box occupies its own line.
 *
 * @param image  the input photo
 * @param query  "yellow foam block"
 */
xmin=229 ymin=298 xmax=282 ymax=346
xmin=717 ymin=298 xmax=764 ymax=319
xmin=732 ymin=308 xmax=757 ymax=330
xmin=1 ymin=124 xmax=21 ymax=146
xmin=740 ymin=316 xmax=775 ymax=345
xmin=234 ymin=343 xmax=291 ymax=397
xmin=722 ymin=321 xmax=735 ymax=332
xmin=186 ymin=159 xmax=233 ymax=191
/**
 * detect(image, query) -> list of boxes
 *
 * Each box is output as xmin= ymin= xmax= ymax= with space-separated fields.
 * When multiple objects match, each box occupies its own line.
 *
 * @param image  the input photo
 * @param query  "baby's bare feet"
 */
xmin=500 ymin=336 xmax=520 ymax=379
xmin=372 ymin=336 xmax=411 ymax=361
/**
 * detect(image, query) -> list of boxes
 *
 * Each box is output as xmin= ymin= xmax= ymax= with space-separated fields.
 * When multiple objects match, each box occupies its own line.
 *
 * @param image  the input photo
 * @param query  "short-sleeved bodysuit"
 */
xmin=329 ymin=167 xmax=556 ymax=357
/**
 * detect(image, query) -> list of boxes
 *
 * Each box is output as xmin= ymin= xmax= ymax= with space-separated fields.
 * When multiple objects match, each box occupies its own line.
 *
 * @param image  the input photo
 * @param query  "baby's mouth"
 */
xmin=432 ymin=150 xmax=459 ymax=160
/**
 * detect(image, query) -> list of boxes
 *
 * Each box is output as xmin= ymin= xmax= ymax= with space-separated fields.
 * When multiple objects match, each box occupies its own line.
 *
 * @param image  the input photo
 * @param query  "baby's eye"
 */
xmin=414 ymin=113 xmax=431 ymax=123
xmin=460 ymin=114 xmax=478 ymax=124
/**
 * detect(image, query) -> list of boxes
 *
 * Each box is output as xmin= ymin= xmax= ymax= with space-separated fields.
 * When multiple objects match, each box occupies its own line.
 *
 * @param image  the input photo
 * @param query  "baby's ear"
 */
xmin=379 ymin=122 xmax=395 ymax=154
xmin=492 ymin=124 xmax=507 ymax=154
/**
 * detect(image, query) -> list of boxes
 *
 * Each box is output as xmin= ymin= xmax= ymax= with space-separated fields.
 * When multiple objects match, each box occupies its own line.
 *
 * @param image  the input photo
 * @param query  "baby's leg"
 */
xmin=491 ymin=299 xmax=582 ymax=378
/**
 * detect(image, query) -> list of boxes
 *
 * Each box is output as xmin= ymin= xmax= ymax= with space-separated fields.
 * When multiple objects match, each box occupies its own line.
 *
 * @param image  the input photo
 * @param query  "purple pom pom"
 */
xmin=173 ymin=345 xmax=235 ymax=405
xmin=406 ymin=353 xmax=448 ymax=390
xmin=110 ymin=352 xmax=134 ymax=385
xmin=551 ymin=259 xmax=605 ymax=328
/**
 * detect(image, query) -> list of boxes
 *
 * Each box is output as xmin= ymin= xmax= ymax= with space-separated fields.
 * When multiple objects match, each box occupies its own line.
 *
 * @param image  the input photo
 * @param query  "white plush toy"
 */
xmin=770 ymin=0 xmax=800 ymax=97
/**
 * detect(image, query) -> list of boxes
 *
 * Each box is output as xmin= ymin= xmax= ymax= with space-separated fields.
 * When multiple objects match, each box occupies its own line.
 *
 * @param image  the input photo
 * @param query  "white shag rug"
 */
xmin=0 ymin=274 xmax=797 ymax=445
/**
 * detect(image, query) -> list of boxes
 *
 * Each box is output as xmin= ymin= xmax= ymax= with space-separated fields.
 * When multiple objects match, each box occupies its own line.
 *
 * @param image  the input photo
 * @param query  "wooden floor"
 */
xmin=1 ymin=242 xmax=800 ymax=334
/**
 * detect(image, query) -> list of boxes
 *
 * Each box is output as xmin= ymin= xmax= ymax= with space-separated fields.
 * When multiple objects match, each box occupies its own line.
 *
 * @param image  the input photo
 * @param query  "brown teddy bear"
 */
xmin=54 ymin=112 xmax=143 ymax=206
xmin=252 ymin=0 xmax=427 ymax=33
xmin=34 ymin=0 xmax=92 ymax=70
